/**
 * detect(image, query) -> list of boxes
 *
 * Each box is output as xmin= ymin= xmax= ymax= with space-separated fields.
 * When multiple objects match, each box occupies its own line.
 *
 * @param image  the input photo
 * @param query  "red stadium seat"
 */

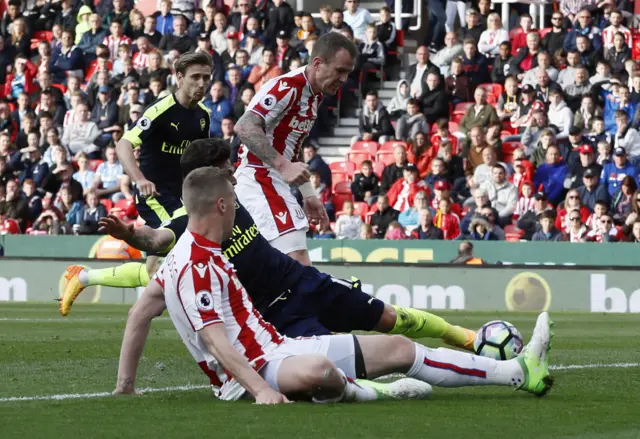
xmin=333 ymin=193 xmax=353 ymax=213
xmin=365 ymin=203 xmax=379 ymax=224
xmin=376 ymin=150 xmax=395 ymax=166
xmin=351 ymin=140 xmax=379 ymax=155
xmin=502 ymin=141 xmax=522 ymax=163
xmin=453 ymin=102 xmax=473 ymax=116
xmin=51 ymin=83 xmax=67 ymax=94
xmin=100 ymin=199 xmax=113 ymax=211
xmin=504 ymin=224 xmax=524 ymax=241
xmin=329 ymin=161 xmax=356 ymax=176
xmin=380 ymin=140 xmax=408 ymax=152
xmin=477 ymin=83 xmax=503 ymax=102
xmin=353 ymin=201 xmax=368 ymax=220
xmin=346 ymin=151 xmax=374 ymax=168
xmin=333 ymin=181 xmax=352 ymax=195
xmin=331 ymin=173 xmax=350 ymax=192
xmin=88 ymin=159 xmax=103 ymax=172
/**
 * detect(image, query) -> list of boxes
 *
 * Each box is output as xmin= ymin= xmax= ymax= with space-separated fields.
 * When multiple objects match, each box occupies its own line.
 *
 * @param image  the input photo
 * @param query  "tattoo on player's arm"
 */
xmin=235 ymin=112 xmax=280 ymax=167
xmin=130 ymin=229 xmax=169 ymax=253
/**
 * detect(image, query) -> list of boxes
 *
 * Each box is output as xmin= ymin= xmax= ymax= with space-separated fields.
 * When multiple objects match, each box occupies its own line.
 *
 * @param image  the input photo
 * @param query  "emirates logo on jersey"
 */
xmin=289 ymin=116 xmax=313 ymax=132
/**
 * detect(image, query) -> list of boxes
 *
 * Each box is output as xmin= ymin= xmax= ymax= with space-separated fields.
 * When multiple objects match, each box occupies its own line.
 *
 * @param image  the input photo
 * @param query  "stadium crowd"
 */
xmin=0 ymin=0 xmax=637 ymax=244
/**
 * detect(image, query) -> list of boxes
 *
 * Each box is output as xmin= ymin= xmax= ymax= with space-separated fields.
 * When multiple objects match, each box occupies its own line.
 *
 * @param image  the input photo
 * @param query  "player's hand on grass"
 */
xmin=304 ymin=196 xmax=330 ymax=228
xmin=254 ymin=387 xmax=290 ymax=405
xmin=137 ymin=178 xmax=160 ymax=198
xmin=279 ymin=161 xmax=310 ymax=186
xmin=98 ymin=214 xmax=135 ymax=240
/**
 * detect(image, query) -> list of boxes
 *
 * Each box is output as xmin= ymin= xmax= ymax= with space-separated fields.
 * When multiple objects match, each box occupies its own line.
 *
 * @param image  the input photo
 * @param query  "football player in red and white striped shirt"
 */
xmin=102 ymin=21 xmax=132 ymax=60
xmin=233 ymin=32 xmax=357 ymax=266
xmin=156 ymin=166 xmax=555 ymax=403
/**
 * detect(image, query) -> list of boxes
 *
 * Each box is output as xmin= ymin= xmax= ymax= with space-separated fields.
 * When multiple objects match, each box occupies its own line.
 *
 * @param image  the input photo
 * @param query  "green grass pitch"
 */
xmin=1 ymin=303 xmax=639 ymax=439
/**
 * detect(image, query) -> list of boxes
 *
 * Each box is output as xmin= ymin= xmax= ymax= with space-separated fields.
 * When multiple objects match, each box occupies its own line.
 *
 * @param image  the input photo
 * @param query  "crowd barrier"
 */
xmin=1 ymin=257 xmax=638 ymax=313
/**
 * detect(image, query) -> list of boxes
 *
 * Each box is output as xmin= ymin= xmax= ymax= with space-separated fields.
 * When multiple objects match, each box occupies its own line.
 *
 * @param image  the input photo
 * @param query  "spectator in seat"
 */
xmin=572 ymin=90 xmax=599 ymax=130
xmin=595 ymin=138 xmax=612 ymax=167
xmin=370 ymin=194 xmax=399 ymax=239
xmin=547 ymin=89 xmax=574 ymax=140
xmin=384 ymin=221 xmax=408 ymax=240
xmin=542 ymin=12 xmax=568 ymax=55
xmin=91 ymin=86 xmax=119 ymax=149
xmin=233 ymin=87 xmax=254 ymax=121
xmin=577 ymin=167 xmax=609 ymax=211
xmin=92 ymin=144 xmax=129 ymax=203
xmin=510 ymin=14 xmax=534 ymax=55
xmin=5 ymin=56 xmax=35 ymax=102
xmin=610 ymin=175 xmax=636 ymax=224
xmin=534 ymin=69 xmax=562 ymax=107
xmin=381 ymin=146 xmax=408 ymax=194
xmin=359 ymin=223 xmax=373 ymax=239
xmin=159 ymin=16 xmax=195 ymax=55
xmin=54 ymin=185 xmax=83 ymax=229
xmin=473 ymin=146 xmax=498 ymax=186
xmin=290 ymin=13 xmax=319 ymax=51
xmin=399 ymin=190 xmax=429 ymax=231
xmin=430 ymin=180 xmax=461 ymax=215
xmin=532 ymin=209 xmax=564 ymax=241
xmin=463 ymin=125 xmax=488 ymax=172
xmin=480 ymin=163 xmax=517 ymax=225
xmin=41 ymin=162 xmax=83 ymax=202
xmin=303 ymin=143 xmax=331 ymax=189
xmin=78 ymin=14 xmax=106 ymax=62
xmin=491 ymin=41 xmax=514 ymax=84
xmin=141 ymin=15 xmax=161 ymax=48
xmin=604 ymin=85 xmax=636 ymax=135
xmin=569 ymin=143 xmax=602 ymax=188
xmin=458 ymin=87 xmax=500 ymax=138
xmin=431 ymin=32 xmax=464 ymax=77
xmin=244 ymin=29 xmax=265 ymax=66
xmin=602 ymin=10 xmax=631 ymax=52
xmin=628 ymin=220 xmax=640 ymax=242
xmin=510 ymin=31 xmax=541 ymax=81
xmin=564 ymin=8 xmax=602 ymax=53
xmin=431 ymin=119 xmax=459 ymax=155
xmin=64 ymin=103 xmax=100 ymax=157
xmin=76 ymin=190 xmax=108 ymax=235
xmin=534 ymin=145 xmax=569 ymax=205
xmin=477 ymin=12 xmax=507 ymax=58
xmin=210 ymin=13 xmax=232 ymax=55
xmin=434 ymin=197 xmax=461 ymax=240
xmin=36 ymin=91 xmax=66 ymax=128
xmin=496 ymin=76 xmax=520 ymax=120
xmin=605 ymin=32 xmax=631 ymax=76
xmin=513 ymin=181 xmax=536 ymax=220
xmin=587 ymin=212 xmax=620 ymax=242
xmin=555 ymin=188 xmax=591 ymax=232
xmin=440 ymin=141 xmax=465 ymax=184
xmin=517 ymin=191 xmax=554 ymax=239
xmin=387 ymin=79 xmax=410 ymax=120
xmin=356 ymin=24 xmax=385 ymax=95
xmin=0 ymin=179 xmax=28 ymax=232
xmin=155 ymin=0 xmax=175 ymax=35
xmin=203 ymin=81 xmax=232 ymax=138
xmin=600 ymin=146 xmax=638 ymax=197
xmin=103 ymin=21 xmax=132 ymax=61
xmin=21 ymin=178 xmax=42 ymax=222
xmin=50 ymin=30 xmax=84 ymax=84
xmin=264 ymin=0 xmax=295 ymax=44
xmin=342 ymin=0 xmax=374 ymax=42
xmin=575 ymin=35 xmax=600 ymax=76
xmin=613 ymin=111 xmax=640 ymax=160
xmin=466 ymin=215 xmax=499 ymax=240
xmin=16 ymin=144 xmax=49 ymax=188
xmin=395 ymin=99 xmax=428 ymax=142
xmin=9 ymin=17 xmax=30 ymax=58
xmin=386 ymin=163 xmax=429 ymax=212
xmin=406 ymin=131 xmax=434 ymax=179
xmin=445 ymin=57 xmax=474 ymax=105
xmin=72 ymin=152 xmax=96 ymax=194
xmin=408 ymin=45 xmax=439 ymax=99
xmin=461 ymin=38 xmax=490 ymax=85
xmin=456 ymin=8 xmax=485 ymax=44
xmin=247 ymin=49 xmax=282 ymax=91
xmin=586 ymin=117 xmax=612 ymax=149
xmin=309 ymin=169 xmax=334 ymax=221
xmin=522 ymin=51 xmax=559 ymax=87
xmin=352 ymin=90 xmax=393 ymax=146
xmin=273 ymin=30 xmax=299 ymax=73
xmin=411 ymin=208 xmax=444 ymax=240
xmin=419 ymin=72 xmax=449 ymax=125
xmin=565 ymin=208 xmax=589 ymax=241
xmin=329 ymin=10 xmax=352 ymax=35
xmin=351 ymin=160 xmax=379 ymax=204
xmin=335 ymin=200 xmax=363 ymax=240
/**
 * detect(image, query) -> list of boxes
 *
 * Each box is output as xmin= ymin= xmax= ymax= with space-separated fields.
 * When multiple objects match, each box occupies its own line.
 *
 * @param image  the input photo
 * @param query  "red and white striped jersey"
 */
xmin=158 ymin=229 xmax=284 ymax=387
xmin=102 ymin=34 xmax=132 ymax=60
xmin=133 ymin=51 xmax=151 ymax=71
xmin=239 ymin=66 xmax=323 ymax=168
xmin=601 ymin=25 xmax=632 ymax=50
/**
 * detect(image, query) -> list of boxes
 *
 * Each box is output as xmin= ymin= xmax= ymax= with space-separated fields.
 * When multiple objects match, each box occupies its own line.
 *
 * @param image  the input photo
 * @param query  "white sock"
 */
xmin=78 ymin=269 xmax=89 ymax=287
xmin=407 ymin=343 xmax=524 ymax=388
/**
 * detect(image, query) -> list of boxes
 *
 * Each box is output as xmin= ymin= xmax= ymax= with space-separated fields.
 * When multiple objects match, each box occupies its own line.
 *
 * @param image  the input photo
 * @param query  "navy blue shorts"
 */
xmin=134 ymin=190 xmax=183 ymax=256
xmin=260 ymin=266 xmax=385 ymax=337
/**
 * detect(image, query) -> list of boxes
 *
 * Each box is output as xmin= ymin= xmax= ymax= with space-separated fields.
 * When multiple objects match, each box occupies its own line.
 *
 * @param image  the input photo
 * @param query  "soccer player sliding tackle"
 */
xmin=232 ymin=32 xmax=359 ymax=266
xmin=154 ymin=167 xmax=554 ymax=403
xmin=63 ymin=139 xmax=476 ymax=368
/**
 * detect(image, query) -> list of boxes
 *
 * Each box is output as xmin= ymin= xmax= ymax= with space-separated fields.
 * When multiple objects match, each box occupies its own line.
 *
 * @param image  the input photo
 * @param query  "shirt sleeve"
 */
xmin=176 ymin=259 xmax=224 ymax=331
xmin=247 ymin=78 xmax=297 ymax=120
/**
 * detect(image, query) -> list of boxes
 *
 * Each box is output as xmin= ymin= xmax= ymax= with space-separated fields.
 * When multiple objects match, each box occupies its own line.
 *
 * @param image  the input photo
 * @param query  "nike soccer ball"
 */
xmin=474 ymin=320 xmax=524 ymax=361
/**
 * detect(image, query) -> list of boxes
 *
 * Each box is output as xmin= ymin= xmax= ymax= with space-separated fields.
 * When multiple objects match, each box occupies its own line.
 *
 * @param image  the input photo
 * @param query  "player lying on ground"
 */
xmin=62 ymin=139 xmax=475 ymax=359
xmin=156 ymin=167 xmax=554 ymax=404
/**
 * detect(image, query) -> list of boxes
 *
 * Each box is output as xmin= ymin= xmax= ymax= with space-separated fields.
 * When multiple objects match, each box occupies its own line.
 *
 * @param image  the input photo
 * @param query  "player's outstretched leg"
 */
xmin=360 ymin=312 xmax=553 ymax=396
xmin=381 ymin=304 xmax=476 ymax=351
xmin=268 ymin=354 xmax=431 ymax=403
xmin=59 ymin=263 xmax=150 ymax=316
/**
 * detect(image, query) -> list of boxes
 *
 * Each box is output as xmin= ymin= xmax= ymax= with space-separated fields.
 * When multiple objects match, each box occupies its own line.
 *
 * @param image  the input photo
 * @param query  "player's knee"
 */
xmin=303 ymin=356 xmax=339 ymax=388
xmin=386 ymin=335 xmax=417 ymax=366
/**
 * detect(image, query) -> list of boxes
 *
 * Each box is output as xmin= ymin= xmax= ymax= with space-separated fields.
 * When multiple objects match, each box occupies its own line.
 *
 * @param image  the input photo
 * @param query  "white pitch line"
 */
xmin=1 ymin=362 xmax=638 ymax=403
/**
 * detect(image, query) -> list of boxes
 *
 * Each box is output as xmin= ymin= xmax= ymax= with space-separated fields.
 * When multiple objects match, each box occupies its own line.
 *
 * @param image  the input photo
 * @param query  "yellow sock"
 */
xmin=389 ymin=306 xmax=476 ymax=351
xmin=85 ymin=263 xmax=150 ymax=288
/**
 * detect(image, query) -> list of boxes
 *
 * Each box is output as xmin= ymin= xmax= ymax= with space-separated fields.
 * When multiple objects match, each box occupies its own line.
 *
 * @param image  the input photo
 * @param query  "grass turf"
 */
xmin=1 ymin=303 xmax=639 ymax=439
